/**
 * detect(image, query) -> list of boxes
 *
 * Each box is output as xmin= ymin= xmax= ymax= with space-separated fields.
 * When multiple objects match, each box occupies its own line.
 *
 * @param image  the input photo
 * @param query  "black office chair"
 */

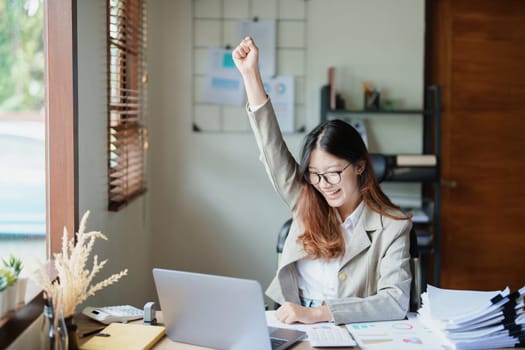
xmin=275 ymin=153 xmax=424 ymax=312
xmin=408 ymin=226 xmax=422 ymax=312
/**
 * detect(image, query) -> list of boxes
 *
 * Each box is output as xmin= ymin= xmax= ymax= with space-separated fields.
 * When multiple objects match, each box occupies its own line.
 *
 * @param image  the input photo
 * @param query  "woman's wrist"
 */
xmin=240 ymin=68 xmax=260 ymax=80
xmin=242 ymin=70 xmax=267 ymax=107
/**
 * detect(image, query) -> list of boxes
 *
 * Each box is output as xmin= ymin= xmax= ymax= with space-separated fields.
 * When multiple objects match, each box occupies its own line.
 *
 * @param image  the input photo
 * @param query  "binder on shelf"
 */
xmin=396 ymin=154 xmax=437 ymax=167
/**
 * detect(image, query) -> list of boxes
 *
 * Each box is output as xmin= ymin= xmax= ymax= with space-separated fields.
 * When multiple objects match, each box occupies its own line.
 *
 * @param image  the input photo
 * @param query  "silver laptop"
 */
xmin=153 ymin=268 xmax=305 ymax=350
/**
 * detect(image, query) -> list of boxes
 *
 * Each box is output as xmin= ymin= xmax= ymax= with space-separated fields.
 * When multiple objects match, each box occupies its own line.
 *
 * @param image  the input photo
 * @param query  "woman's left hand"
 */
xmin=275 ymin=302 xmax=332 ymax=324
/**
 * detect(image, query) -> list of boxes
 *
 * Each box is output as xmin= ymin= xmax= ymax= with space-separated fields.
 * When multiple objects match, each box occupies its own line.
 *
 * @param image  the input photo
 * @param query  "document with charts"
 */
xmin=345 ymin=318 xmax=450 ymax=350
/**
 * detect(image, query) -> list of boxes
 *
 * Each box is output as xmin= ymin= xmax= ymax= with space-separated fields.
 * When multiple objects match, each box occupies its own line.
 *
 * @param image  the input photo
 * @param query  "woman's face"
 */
xmin=308 ymin=148 xmax=364 ymax=218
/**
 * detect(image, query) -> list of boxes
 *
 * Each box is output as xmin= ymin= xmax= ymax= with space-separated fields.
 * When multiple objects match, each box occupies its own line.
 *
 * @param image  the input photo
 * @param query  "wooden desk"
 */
xmin=77 ymin=312 xmax=349 ymax=350
xmin=77 ymin=312 xmax=514 ymax=350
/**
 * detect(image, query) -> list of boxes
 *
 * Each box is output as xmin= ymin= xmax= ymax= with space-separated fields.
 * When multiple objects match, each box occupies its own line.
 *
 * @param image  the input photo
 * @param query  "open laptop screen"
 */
xmin=152 ymin=268 xmax=304 ymax=350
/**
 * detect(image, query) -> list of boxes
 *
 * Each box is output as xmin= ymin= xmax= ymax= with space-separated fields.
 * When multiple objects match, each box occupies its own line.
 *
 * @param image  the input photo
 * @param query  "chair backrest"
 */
xmin=370 ymin=153 xmax=387 ymax=183
xmin=276 ymin=218 xmax=293 ymax=266
xmin=275 ymin=220 xmax=422 ymax=312
xmin=408 ymin=227 xmax=422 ymax=312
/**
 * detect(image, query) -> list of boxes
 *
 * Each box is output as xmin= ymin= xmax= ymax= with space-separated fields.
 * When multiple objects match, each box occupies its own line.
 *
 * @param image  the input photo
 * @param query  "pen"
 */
xmin=81 ymin=327 xmax=106 ymax=338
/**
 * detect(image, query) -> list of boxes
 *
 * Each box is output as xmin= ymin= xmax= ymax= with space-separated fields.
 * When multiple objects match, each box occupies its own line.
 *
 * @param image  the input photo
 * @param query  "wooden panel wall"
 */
xmin=428 ymin=0 xmax=525 ymax=291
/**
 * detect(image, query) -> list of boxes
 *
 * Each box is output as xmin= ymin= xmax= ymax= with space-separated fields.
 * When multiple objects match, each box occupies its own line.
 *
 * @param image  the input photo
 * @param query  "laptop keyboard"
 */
xmin=270 ymin=338 xmax=287 ymax=349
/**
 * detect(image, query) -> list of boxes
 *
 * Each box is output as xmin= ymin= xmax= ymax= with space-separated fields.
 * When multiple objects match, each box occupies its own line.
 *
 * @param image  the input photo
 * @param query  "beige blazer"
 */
xmin=248 ymin=100 xmax=412 ymax=324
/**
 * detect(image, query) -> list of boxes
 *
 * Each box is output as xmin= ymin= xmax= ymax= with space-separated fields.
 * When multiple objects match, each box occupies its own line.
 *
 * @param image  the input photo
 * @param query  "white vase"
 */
xmin=4 ymin=283 xmax=17 ymax=312
xmin=16 ymin=277 xmax=28 ymax=305
xmin=0 ymin=291 xmax=5 ymax=319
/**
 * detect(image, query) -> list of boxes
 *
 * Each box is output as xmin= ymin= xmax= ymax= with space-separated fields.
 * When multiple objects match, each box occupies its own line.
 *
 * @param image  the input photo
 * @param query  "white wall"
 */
xmin=147 ymin=0 xmax=294 ymax=286
xmin=76 ymin=1 xmax=153 ymax=308
xmin=147 ymin=0 xmax=425 ymax=305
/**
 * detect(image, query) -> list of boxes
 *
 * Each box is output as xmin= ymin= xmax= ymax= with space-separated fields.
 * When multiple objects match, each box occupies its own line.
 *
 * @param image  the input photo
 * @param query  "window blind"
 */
xmin=107 ymin=0 xmax=148 ymax=211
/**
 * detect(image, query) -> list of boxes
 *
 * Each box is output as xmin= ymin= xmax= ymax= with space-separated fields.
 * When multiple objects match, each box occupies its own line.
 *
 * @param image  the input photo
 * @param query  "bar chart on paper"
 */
xmin=346 ymin=318 xmax=448 ymax=350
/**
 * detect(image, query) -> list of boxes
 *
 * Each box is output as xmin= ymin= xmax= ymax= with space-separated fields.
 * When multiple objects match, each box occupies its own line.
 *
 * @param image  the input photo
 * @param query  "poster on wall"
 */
xmin=237 ymin=19 xmax=276 ymax=77
xmin=263 ymin=76 xmax=295 ymax=133
xmin=203 ymin=47 xmax=245 ymax=105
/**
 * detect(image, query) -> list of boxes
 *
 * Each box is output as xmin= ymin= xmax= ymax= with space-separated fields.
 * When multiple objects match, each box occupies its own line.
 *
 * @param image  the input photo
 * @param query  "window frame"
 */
xmin=46 ymin=0 xmax=78 ymax=254
xmin=0 ymin=0 xmax=77 ymax=347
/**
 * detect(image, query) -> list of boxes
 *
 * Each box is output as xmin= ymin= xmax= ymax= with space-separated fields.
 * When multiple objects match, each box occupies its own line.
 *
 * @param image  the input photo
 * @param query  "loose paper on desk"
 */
xmin=263 ymin=76 xmax=295 ymax=133
xmin=203 ymin=47 xmax=244 ymax=106
xmin=346 ymin=318 xmax=449 ymax=350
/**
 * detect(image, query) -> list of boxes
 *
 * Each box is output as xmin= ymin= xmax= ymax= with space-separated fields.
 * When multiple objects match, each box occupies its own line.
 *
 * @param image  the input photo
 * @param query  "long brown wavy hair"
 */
xmin=296 ymin=119 xmax=408 ymax=260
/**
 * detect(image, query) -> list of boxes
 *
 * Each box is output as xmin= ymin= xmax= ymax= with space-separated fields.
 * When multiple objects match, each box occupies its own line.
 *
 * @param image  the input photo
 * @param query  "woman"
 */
xmin=232 ymin=37 xmax=412 ymax=325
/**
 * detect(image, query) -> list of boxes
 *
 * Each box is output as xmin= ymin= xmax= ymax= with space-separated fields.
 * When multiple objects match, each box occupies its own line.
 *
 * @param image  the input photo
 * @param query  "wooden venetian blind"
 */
xmin=107 ymin=0 xmax=148 ymax=211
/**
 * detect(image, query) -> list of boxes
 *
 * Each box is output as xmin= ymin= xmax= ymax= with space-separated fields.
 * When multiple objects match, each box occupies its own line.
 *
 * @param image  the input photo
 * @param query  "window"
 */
xmin=0 ymin=0 xmax=46 ymax=275
xmin=107 ymin=0 xmax=148 ymax=211
xmin=0 ymin=0 xmax=76 ymax=346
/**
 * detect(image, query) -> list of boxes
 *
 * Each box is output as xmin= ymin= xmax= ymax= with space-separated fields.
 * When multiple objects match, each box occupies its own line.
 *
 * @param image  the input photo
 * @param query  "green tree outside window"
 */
xmin=0 ymin=0 xmax=44 ymax=113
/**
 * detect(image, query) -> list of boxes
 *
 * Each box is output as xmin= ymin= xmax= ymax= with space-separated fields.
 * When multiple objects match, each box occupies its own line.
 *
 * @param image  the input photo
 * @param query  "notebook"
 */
xmin=80 ymin=322 xmax=165 ymax=350
xmin=152 ymin=268 xmax=305 ymax=350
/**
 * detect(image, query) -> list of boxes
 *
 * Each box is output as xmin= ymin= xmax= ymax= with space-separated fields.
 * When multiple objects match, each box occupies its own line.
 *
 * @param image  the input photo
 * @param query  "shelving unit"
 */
xmin=320 ymin=84 xmax=442 ymax=288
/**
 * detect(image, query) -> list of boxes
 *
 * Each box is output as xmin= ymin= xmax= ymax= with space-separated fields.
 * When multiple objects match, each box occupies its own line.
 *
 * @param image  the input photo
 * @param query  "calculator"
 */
xmin=82 ymin=305 xmax=144 ymax=324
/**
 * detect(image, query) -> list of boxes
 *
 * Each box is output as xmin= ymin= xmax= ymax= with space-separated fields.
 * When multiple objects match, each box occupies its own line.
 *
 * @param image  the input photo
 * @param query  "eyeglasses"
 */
xmin=306 ymin=163 xmax=352 ymax=185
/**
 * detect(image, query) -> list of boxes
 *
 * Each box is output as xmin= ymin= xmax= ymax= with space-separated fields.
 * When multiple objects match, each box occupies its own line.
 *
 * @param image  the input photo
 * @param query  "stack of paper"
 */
xmin=418 ymin=285 xmax=525 ymax=350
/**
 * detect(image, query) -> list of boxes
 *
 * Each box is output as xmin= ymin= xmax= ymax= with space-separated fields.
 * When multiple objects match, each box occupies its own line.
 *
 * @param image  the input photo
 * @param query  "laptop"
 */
xmin=152 ymin=268 xmax=305 ymax=350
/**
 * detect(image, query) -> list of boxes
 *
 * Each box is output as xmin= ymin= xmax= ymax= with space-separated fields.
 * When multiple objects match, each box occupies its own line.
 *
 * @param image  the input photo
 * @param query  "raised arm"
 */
xmin=232 ymin=37 xmax=267 ymax=108
xmin=232 ymin=37 xmax=303 ymax=210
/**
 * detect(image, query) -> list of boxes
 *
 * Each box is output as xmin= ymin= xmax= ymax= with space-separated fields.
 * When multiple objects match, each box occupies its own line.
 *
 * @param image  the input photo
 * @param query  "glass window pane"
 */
xmin=0 ymin=0 xmax=45 ymax=276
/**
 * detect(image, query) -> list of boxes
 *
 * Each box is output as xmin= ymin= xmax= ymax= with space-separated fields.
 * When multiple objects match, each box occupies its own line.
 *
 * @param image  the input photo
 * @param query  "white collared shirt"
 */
xmin=296 ymin=201 xmax=364 ymax=301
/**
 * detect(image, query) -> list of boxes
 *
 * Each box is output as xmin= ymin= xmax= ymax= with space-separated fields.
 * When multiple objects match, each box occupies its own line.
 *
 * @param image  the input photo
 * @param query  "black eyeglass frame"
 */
xmin=305 ymin=163 xmax=352 ymax=185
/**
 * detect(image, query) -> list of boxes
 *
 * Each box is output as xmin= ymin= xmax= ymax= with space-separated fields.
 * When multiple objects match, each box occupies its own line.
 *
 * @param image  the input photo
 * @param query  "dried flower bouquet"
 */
xmin=32 ymin=211 xmax=127 ymax=317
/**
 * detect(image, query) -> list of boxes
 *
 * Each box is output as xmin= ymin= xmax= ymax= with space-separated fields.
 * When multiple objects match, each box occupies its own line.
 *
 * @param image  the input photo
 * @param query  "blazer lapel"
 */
xmin=278 ymin=226 xmax=307 ymax=268
xmin=276 ymin=221 xmax=306 ymax=304
xmin=340 ymin=206 xmax=381 ymax=267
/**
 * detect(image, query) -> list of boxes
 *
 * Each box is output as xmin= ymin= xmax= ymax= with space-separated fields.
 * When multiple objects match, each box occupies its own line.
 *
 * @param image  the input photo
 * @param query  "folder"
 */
xmin=80 ymin=322 xmax=165 ymax=350
xmin=396 ymin=154 xmax=437 ymax=167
